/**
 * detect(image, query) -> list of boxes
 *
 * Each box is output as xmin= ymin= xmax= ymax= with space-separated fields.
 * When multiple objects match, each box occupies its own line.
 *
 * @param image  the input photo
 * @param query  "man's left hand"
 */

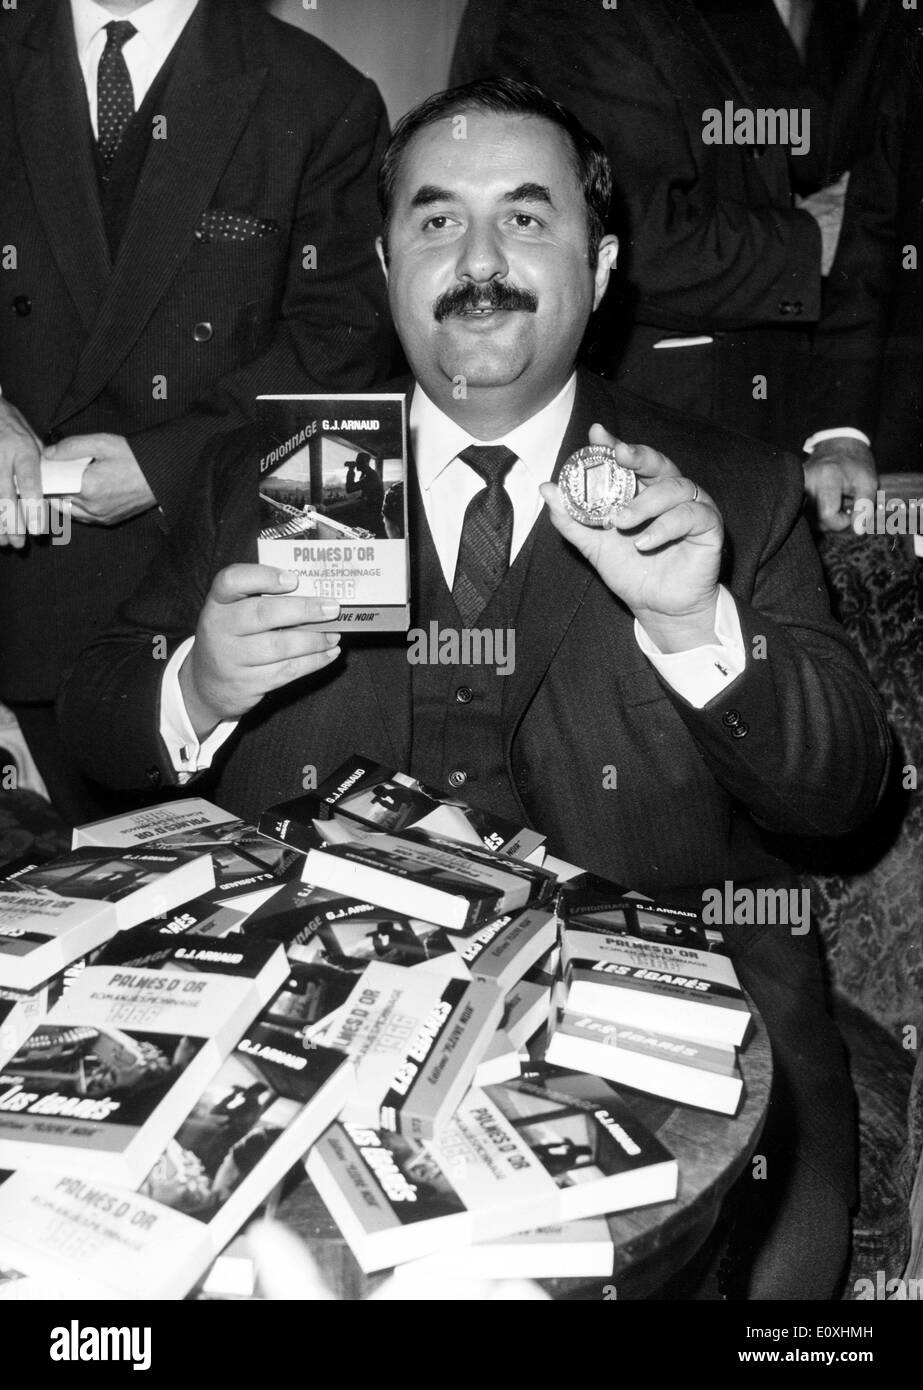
xmin=541 ymin=424 xmax=723 ymax=653
xmin=803 ymin=436 xmax=877 ymax=534
xmin=44 ymin=434 xmax=157 ymax=526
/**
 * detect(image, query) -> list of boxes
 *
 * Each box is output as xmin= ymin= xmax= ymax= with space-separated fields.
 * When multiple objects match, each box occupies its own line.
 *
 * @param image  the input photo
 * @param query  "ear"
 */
xmin=376 ymin=236 xmax=389 ymax=280
xmin=592 ymin=234 xmax=618 ymax=311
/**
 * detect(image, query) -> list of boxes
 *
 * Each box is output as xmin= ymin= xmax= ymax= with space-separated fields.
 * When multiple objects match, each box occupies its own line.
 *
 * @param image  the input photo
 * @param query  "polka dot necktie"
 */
xmin=97 ymin=20 xmax=137 ymax=171
xmin=451 ymin=444 xmax=518 ymax=626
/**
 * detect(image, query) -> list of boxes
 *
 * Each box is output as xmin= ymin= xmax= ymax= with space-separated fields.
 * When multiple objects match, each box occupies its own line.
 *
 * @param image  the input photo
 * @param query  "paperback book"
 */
xmin=259 ymin=754 xmax=545 ymax=863
xmin=392 ymin=1216 xmax=614 ymax=1282
xmin=306 ymin=1065 xmax=677 ymax=1272
xmin=72 ymin=797 xmax=239 ymax=850
xmin=545 ymin=1009 xmax=744 ymax=1115
xmin=0 ymin=847 xmax=215 ymax=992
xmin=0 ymin=967 xmax=354 ymax=1300
xmin=256 ymin=394 xmax=409 ymax=632
xmin=561 ymin=918 xmax=750 ymax=1047
xmin=301 ymin=826 xmax=554 ymax=933
xmin=317 ymin=960 xmax=503 ymax=1141
xmin=0 ymin=930 xmax=287 ymax=1186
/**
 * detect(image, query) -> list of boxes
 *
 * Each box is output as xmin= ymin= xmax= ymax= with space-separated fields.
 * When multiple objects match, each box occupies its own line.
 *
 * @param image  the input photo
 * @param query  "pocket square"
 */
xmin=194 ymin=209 xmax=279 ymax=243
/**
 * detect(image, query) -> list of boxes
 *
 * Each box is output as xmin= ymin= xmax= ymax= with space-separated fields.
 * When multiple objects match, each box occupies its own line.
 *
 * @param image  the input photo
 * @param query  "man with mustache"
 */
xmin=61 ymin=79 xmax=890 ymax=1299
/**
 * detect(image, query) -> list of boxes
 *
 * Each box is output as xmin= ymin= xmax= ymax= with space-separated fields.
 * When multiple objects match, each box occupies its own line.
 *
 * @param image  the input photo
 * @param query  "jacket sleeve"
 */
xmin=58 ymin=430 xmax=259 ymax=794
xmin=661 ymin=454 xmax=891 ymax=837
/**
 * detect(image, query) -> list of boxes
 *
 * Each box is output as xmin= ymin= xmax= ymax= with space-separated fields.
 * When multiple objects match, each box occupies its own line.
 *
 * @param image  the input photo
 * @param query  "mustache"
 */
xmin=433 ymin=281 xmax=539 ymax=322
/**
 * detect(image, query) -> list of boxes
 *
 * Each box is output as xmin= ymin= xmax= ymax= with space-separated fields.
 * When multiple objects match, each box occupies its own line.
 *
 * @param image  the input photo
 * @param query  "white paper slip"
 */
xmin=653 ymin=336 xmax=715 ymax=349
xmin=40 ymin=457 xmax=92 ymax=494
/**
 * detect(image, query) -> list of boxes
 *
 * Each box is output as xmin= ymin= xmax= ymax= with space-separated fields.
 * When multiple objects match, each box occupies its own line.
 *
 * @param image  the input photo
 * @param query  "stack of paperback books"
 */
xmin=545 ymin=886 xmax=752 ymax=1116
xmin=0 ymin=755 xmax=758 ymax=1295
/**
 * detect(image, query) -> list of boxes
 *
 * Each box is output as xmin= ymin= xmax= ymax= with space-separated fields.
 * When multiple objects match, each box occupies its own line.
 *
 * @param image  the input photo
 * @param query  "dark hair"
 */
xmin=378 ymin=78 xmax=612 ymax=263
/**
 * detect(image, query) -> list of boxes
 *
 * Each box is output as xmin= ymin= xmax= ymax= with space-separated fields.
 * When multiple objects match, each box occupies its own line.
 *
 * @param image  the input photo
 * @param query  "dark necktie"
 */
xmin=97 ymin=21 xmax=137 ymax=171
xmin=451 ymin=444 xmax=517 ymax=626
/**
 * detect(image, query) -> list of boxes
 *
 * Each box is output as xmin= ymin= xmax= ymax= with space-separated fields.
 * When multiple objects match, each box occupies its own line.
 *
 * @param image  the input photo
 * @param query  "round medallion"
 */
xmin=559 ymin=445 xmax=637 ymax=528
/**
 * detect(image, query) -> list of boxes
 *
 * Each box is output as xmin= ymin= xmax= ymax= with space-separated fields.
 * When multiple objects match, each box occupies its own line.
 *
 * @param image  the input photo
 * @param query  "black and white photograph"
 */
xmin=0 ymin=0 xmax=919 ymax=1354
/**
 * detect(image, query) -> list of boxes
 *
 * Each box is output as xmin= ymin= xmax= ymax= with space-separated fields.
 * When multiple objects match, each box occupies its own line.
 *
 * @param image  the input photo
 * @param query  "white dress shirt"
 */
xmin=70 ymin=0 xmax=199 ymax=137
xmin=161 ymin=375 xmax=746 ymax=778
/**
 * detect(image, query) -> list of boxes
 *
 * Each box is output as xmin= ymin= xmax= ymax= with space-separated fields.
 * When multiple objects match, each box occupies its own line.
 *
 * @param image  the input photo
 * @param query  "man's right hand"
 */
xmin=0 ymin=398 xmax=44 ymax=549
xmin=179 ymin=564 xmax=342 ymax=740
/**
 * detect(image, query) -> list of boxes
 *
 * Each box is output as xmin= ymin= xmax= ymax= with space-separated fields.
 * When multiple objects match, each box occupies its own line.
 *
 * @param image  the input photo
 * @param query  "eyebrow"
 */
xmin=408 ymin=181 xmax=556 ymax=210
xmin=502 ymin=182 xmax=554 ymax=207
xmin=409 ymin=185 xmax=457 ymax=209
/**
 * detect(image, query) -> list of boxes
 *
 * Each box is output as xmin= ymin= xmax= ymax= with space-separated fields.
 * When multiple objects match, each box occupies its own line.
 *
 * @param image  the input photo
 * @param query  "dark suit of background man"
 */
xmin=450 ymin=0 xmax=878 ymax=526
xmin=0 ymin=0 xmax=392 ymax=821
xmin=61 ymin=79 xmax=890 ymax=1298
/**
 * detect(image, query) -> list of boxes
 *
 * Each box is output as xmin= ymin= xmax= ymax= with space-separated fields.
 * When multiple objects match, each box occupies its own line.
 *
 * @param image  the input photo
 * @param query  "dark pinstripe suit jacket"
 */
xmin=59 ymin=368 xmax=891 ymax=1199
xmin=60 ymin=368 xmax=889 ymax=884
xmin=0 ymin=0 xmax=391 ymax=700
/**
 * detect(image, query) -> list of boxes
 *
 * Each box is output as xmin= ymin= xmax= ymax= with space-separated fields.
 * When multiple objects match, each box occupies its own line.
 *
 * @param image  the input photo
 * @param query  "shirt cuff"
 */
xmin=802 ymin=427 xmax=871 ymax=453
xmin=160 ymin=636 xmax=237 ymax=781
xmin=634 ymin=587 xmax=746 ymax=708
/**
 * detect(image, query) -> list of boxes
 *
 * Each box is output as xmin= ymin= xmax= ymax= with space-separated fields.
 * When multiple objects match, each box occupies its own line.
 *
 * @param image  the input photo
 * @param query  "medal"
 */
xmin=558 ymin=445 xmax=637 ymax=528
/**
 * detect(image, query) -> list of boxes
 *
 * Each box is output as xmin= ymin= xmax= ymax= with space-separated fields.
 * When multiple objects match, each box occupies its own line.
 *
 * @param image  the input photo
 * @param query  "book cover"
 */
xmin=244 ymin=880 xmax=455 ymax=970
xmin=0 ymin=984 xmax=48 ymax=1070
xmin=318 ymin=961 xmax=503 ymax=1141
xmin=259 ymin=754 xmax=545 ymax=863
xmin=0 ymin=932 xmax=287 ymax=1187
xmin=546 ymin=1010 xmax=744 ymax=1115
xmin=146 ymin=820 xmax=301 ymax=909
xmin=12 ymin=845 xmax=216 ymax=930
xmin=448 ymin=908 xmax=557 ymax=992
xmin=0 ymin=885 xmax=113 ymax=994
xmin=71 ymin=797 xmax=239 ymax=850
xmin=256 ymin=394 xmax=409 ymax=632
xmin=561 ymin=921 xmax=750 ymax=1047
xmin=302 ymin=827 xmax=553 ymax=933
xmin=0 ymin=987 xmax=354 ymax=1303
xmin=306 ymin=1066 xmax=676 ymax=1272
xmin=156 ymin=895 xmax=252 ymax=940
xmin=0 ymin=1168 xmax=213 ymax=1301
xmin=0 ymin=845 xmax=215 ymax=992
xmin=392 ymin=1216 xmax=614 ymax=1282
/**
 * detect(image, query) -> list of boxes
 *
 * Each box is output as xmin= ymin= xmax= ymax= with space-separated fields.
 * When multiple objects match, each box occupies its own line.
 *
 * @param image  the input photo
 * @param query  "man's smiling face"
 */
xmin=380 ymin=111 xmax=616 ymax=425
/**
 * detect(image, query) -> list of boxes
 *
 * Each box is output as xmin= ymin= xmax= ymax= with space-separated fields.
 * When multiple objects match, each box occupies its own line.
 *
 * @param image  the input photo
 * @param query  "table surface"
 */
xmin=275 ymin=1005 xmax=772 ymax=1300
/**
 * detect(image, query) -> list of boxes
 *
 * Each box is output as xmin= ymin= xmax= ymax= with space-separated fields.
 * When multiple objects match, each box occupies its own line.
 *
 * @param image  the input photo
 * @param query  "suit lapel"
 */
xmin=6 ymin=1 xmax=110 ymax=333
xmin=635 ymin=0 xmax=790 ymax=202
xmin=56 ymin=0 xmax=268 ymax=423
xmin=501 ymin=372 xmax=613 ymax=737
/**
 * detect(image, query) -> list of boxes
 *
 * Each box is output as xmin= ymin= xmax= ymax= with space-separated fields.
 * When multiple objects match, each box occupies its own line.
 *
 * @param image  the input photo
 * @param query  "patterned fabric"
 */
xmin=97 ymin=21 xmax=137 ymax=171
xmin=834 ymin=1000 xmax=917 ymax=1292
xmin=806 ymin=532 xmax=923 ymax=1295
xmin=808 ymin=532 xmax=923 ymax=1035
xmin=0 ymin=786 xmax=70 ymax=874
xmin=194 ymin=208 xmax=280 ymax=244
xmin=451 ymin=445 xmax=517 ymax=625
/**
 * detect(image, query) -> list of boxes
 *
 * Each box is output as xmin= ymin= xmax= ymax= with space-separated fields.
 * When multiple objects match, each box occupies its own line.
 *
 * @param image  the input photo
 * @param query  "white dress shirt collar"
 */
xmin=71 ymin=0 xmax=198 ymax=58
xmin=410 ymin=373 xmax=577 ymax=494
